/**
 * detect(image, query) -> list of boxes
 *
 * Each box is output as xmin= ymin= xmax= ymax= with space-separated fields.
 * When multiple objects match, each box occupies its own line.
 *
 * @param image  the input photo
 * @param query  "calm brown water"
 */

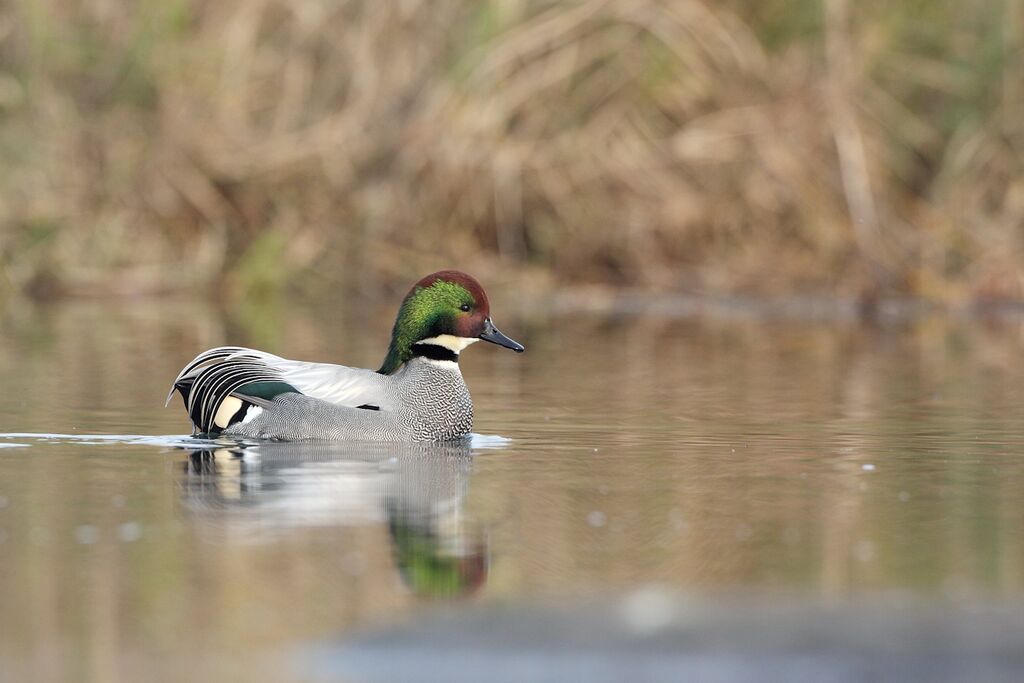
xmin=2 ymin=299 xmax=1024 ymax=681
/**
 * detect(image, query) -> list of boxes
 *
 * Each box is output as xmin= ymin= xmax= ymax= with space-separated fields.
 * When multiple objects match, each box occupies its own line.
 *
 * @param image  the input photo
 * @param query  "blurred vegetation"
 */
xmin=0 ymin=0 xmax=1022 ymax=303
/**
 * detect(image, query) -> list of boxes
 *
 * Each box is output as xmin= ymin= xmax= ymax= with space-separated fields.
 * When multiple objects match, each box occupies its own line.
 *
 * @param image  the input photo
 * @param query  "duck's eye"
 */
xmin=459 ymin=303 xmax=471 ymax=312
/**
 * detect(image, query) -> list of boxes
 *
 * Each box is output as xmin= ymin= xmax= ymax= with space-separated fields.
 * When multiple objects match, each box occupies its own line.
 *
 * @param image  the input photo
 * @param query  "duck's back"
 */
xmin=225 ymin=359 xmax=472 ymax=442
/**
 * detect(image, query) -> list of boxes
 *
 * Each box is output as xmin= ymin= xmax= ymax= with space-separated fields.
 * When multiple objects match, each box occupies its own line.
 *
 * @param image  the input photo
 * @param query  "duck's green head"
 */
xmin=378 ymin=270 xmax=524 ymax=375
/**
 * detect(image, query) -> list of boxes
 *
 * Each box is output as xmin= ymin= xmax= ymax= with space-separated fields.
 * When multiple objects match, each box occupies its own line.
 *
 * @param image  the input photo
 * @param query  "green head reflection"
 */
xmin=388 ymin=507 xmax=488 ymax=599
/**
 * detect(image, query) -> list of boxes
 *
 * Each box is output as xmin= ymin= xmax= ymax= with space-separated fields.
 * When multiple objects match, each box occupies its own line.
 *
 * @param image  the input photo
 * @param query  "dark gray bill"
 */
xmin=479 ymin=317 xmax=525 ymax=352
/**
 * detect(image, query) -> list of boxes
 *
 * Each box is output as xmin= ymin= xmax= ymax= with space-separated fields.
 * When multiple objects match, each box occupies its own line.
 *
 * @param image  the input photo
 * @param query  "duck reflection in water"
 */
xmin=181 ymin=440 xmax=487 ymax=598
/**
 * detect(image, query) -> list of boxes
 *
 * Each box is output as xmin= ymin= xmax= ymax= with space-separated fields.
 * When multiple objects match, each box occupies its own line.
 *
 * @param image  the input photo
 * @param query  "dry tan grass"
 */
xmin=0 ymin=0 xmax=1021 ymax=303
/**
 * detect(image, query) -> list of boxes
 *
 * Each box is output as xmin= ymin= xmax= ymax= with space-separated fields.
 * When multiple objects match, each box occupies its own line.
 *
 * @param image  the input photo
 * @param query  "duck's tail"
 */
xmin=167 ymin=346 xmax=297 ymax=435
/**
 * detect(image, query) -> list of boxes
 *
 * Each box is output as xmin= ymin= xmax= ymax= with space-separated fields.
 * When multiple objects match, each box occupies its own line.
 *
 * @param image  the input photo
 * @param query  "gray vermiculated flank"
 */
xmin=224 ymin=359 xmax=474 ymax=442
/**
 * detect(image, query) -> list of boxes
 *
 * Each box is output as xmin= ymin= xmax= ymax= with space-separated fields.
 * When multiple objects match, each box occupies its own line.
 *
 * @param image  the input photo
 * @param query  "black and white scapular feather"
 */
xmin=167 ymin=346 xmax=393 ymax=435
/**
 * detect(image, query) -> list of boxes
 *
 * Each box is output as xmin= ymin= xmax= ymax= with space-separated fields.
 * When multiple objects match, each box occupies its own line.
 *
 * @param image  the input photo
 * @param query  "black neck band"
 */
xmin=411 ymin=343 xmax=459 ymax=363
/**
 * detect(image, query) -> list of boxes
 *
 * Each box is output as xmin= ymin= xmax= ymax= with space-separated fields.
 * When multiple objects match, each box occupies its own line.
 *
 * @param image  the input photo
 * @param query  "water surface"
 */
xmin=1 ymin=300 xmax=1024 ymax=681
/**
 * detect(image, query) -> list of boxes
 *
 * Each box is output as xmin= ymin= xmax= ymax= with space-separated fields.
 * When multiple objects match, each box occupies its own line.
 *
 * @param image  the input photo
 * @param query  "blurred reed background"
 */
xmin=0 ymin=0 xmax=1021 ymax=305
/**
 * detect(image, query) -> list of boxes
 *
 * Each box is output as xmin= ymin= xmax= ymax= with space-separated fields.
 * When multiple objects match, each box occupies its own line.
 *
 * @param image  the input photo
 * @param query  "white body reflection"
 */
xmin=180 ymin=438 xmax=495 ymax=597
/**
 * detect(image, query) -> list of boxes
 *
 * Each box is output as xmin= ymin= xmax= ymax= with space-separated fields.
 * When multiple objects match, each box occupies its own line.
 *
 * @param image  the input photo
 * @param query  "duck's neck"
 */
xmin=410 ymin=342 xmax=459 ymax=364
xmin=378 ymin=344 xmax=406 ymax=375
xmin=379 ymin=335 xmax=478 ymax=375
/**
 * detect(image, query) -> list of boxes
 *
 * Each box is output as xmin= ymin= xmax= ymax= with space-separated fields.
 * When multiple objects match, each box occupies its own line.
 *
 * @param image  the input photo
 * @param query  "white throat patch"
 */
xmin=417 ymin=335 xmax=480 ymax=353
